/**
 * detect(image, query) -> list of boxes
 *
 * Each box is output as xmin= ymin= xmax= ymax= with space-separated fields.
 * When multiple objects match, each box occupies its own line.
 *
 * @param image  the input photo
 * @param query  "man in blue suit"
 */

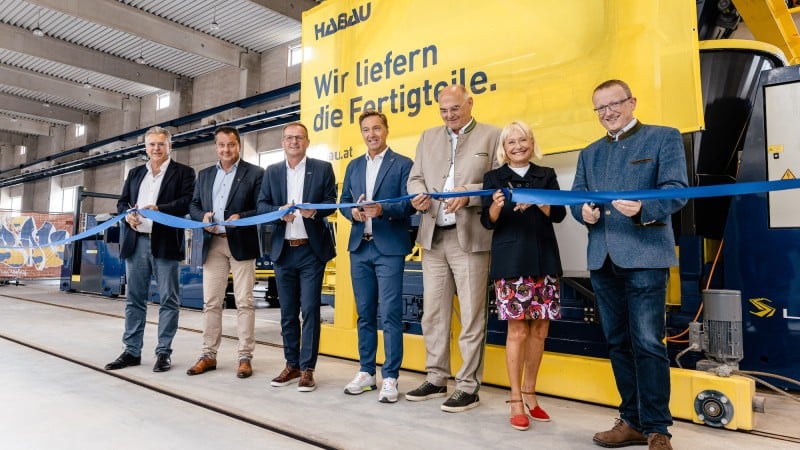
xmin=186 ymin=126 xmax=264 ymax=379
xmin=339 ymin=110 xmax=415 ymax=403
xmin=106 ymin=126 xmax=195 ymax=373
xmin=570 ymin=79 xmax=687 ymax=450
xmin=257 ymin=122 xmax=336 ymax=392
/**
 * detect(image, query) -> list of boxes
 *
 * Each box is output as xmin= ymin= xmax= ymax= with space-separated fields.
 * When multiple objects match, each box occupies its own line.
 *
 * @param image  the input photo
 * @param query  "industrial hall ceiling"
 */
xmin=0 ymin=0 xmax=319 ymax=134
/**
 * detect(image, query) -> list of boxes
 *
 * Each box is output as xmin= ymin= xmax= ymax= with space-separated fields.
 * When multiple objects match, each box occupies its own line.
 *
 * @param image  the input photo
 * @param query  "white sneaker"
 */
xmin=379 ymin=377 xmax=399 ymax=403
xmin=344 ymin=371 xmax=376 ymax=395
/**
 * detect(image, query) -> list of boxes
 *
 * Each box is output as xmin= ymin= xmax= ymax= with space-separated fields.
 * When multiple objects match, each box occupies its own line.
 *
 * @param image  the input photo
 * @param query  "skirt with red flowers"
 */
xmin=493 ymin=275 xmax=561 ymax=321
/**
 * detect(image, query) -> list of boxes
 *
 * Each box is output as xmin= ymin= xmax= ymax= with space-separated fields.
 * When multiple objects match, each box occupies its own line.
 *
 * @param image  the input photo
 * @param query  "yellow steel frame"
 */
xmin=734 ymin=0 xmax=800 ymax=64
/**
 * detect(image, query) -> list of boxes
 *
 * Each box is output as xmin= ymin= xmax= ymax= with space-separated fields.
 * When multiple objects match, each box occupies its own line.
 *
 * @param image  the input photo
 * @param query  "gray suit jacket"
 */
xmin=407 ymin=121 xmax=501 ymax=252
xmin=570 ymin=123 xmax=688 ymax=270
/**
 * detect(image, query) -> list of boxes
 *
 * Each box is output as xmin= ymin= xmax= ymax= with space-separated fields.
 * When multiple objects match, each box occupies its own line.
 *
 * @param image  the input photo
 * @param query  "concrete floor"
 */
xmin=0 ymin=282 xmax=798 ymax=450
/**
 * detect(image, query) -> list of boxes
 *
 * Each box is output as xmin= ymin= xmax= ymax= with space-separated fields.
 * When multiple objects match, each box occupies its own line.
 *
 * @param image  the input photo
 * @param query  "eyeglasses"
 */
xmin=282 ymin=135 xmax=307 ymax=142
xmin=593 ymin=97 xmax=631 ymax=115
xmin=439 ymin=100 xmax=469 ymax=115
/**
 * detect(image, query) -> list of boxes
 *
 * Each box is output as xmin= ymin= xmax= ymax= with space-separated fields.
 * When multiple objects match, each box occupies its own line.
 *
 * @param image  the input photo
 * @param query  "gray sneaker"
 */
xmin=405 ymin=381 xmax=447 ymax=401
xmin=440 ymin=389 xmax=480 ymax=412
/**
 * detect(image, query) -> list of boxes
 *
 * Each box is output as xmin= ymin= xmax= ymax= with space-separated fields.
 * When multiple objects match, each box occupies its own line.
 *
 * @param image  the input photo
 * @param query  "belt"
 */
xmin=286 ymin=238 xmax=309 ymax=247
xmin=213 ymin=233 xmax=227 ymax=238
xmin=362 ymin=234 xmax=373 ymax=241
xmin=435 ymin=224 xmax=456 ymax=230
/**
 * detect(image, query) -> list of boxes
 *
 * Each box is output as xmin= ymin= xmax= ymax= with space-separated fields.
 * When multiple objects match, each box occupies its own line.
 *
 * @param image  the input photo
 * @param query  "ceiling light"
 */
xmin=83 ymin=81 xmax=92 ymax=89
xmin=43 ymin=102 xmax=50 ymax=108
xmin=210 ymin=3 xmax=219 ymax=30
xmin=135 ymin=55 xmax=146 ymax=65
xmin=32 ymin=8 xmax=44 ymax=36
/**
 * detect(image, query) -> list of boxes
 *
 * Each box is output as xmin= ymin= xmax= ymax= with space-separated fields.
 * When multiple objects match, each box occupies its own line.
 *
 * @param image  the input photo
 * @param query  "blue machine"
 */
xmin=723 ymin=65 xmax=800 ymax=387
xmin=60 ymin=214 xmax=125 ymax=297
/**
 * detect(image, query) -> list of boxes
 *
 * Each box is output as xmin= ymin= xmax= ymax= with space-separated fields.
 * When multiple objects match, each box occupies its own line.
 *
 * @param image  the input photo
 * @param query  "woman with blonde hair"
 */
xmin=481 ymin=120 xmax=565 ymax=431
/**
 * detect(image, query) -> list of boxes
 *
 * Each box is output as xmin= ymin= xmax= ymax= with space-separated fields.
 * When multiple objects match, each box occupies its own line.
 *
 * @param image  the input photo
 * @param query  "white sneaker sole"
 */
xmin=344 ymin=385 xmax=377 ymax=395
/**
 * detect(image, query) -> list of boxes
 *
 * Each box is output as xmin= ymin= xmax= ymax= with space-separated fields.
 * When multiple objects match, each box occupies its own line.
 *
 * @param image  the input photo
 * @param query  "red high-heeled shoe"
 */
xmin=522 ymin=391 xmax=551 ymax=422
xmin=506 ymin=399 xmax=530 ymax=431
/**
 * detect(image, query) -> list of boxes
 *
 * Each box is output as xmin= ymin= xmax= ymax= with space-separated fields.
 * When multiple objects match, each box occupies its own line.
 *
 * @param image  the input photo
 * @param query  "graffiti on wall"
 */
xmin=0 ymin=212 xmax=72 ymax=279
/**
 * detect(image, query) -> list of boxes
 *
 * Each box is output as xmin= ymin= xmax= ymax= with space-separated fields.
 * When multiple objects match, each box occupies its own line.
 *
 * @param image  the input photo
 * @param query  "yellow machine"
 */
xmin=304 ymin=0 xmax=800 ymax=431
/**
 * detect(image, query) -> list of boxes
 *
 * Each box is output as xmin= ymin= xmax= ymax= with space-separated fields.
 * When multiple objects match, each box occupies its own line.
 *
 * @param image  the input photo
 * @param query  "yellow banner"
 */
xmin=301 ymin=0 xmax=702 ymax=164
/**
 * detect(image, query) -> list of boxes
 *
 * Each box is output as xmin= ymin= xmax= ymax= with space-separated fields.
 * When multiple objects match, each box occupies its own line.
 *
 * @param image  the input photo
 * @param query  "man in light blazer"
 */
xmin=186 ymin=126 xmax=264 ymax=379
xmin=339 ymin=110 xmax=415 ymax=403
xmin=406 ymin=85 xmax=500 ymax=412
xmin=106 ymin=126 xmax=195 ymax=373
xmin=257 ymin=122 xmax=336 ymax=392
xmin=570 ymin=79 xmax=687 ymax=450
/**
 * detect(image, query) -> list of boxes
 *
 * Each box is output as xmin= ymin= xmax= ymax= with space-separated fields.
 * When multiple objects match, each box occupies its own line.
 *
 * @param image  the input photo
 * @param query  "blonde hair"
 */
xmin=496 ymin=120 xmax=542 ymax=166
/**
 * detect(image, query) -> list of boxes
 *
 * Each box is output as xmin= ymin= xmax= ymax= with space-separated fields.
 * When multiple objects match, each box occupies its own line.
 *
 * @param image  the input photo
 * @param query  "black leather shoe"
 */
xmin=105 ymin=352 xmax=141 ymax=370
xmin=153 ymin=353 xmax=171 ymax=372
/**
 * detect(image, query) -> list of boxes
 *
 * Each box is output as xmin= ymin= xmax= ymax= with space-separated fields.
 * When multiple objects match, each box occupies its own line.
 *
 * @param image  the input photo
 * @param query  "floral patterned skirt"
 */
xmin=493 ymin=275 xmax=561 ymax=321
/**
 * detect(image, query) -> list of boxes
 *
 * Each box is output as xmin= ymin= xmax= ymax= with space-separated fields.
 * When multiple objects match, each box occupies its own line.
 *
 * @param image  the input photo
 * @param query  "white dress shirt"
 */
xmin=134 ymin=158 xmax=170 ymax=233
xmin=364 ymin=147 xmax=386 ymax=234
xmin=285 ymin=157 xmax=309 ymax=240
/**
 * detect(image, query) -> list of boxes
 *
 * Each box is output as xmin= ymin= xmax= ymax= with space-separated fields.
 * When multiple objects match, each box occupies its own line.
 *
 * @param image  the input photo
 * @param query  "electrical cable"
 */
xmin=733 ymin=372 xmax=800 ymax=404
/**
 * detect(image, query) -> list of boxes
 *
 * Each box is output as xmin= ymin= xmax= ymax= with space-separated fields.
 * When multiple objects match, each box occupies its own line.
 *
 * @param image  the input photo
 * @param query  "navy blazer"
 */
xmin=117 ymin=160 xmax=196 ymax=261
xmin=189 ymin=159 xmax=265 ymax=263
xmin=569 ymin=123 xmax=688 ymax=270
xmin=339 ymin=148 xmax=415 ymax=255
xmin=481 ymin=163 xmax=566 ymax=280
xmin=256 ymin=157 xmax=337 ymax=263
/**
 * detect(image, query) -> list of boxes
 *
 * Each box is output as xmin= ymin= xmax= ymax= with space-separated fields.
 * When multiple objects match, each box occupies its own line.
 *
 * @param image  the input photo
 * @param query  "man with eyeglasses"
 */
xmin=406 ymin=84 xmax=500 ymax=412
xmin=257 ymin=122 xmax=337 ymax=393
xmin=570 ymin=79 xmax=687 ymax=450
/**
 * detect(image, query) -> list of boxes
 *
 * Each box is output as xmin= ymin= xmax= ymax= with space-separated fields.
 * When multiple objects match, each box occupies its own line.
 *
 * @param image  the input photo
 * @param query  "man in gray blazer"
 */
xmin=570 ymin=79 xmax=687 ymax=450
xmin=406 ymin=85 xmax=500 ymax=412
xmin=340 ymin=110 xmax=415 ymax=403
xmin=186 ymin=126 xmax=264 ymax=379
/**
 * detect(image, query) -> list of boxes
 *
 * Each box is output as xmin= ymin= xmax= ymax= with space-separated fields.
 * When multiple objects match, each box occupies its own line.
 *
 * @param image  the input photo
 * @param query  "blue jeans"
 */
xmin=273 ymin=244 xmax=325 ymax=370
xmin=350 ymin=240 xmax=405 ymax=379
xmin=591 ymin=258 xmax=672 ymax=436
xmin=123 ymin=235 xmax=180 ymax=357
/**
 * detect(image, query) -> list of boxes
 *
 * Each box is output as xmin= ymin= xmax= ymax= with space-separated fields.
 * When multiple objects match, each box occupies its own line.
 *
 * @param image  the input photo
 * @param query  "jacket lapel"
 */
xmin=371 ymin=148 xmax=395 ymax=196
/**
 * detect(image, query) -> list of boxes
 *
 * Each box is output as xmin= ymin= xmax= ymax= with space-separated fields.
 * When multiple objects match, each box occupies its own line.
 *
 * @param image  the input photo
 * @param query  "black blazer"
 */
xmin=257 ymin=157 xmax=337 ymax=264
xmin=189 ymin=159 xmax=265 ymax=262
xmin=117 ymin=160 xmax=196 ymax=261
xmin=480 ymin=163 xmax=566 ymax=280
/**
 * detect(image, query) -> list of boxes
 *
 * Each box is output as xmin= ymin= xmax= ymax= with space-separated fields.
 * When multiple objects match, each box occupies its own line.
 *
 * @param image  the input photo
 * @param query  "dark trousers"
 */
xmin=274 ymin=243 xmax=325 ymax=370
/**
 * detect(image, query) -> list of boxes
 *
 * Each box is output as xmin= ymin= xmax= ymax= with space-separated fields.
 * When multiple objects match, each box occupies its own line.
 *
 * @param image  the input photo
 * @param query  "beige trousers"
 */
xmin=421 ymin=227 xmax=490 ymax=393
xmin=201 ymin=236 xmax=256 ymax=360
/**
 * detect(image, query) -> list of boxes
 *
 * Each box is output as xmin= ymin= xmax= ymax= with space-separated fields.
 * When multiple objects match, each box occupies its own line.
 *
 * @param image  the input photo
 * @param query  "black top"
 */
xmin=480 ymin=163 xmax=566 ymax=280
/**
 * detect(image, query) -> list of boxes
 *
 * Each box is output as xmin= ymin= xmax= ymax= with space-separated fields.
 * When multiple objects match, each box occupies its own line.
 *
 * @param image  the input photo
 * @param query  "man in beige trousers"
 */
xmin=406 ymin=84 xmax=500 ymax=412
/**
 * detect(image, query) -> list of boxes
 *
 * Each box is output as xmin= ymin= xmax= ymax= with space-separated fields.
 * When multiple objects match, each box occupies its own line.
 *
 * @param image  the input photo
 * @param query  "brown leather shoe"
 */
xmin=593 ymin=419 xmax=648 ymax=447
xmin=647 ymin=433 xmax=672 ymax=450
xmin=237 ymin=359 xmax=253 ymax=379
xmin=270 ymin=365 xmax=301 ymax=387
xmin=186 ymin=356 xmax=217 ymax=376
xmin=298 ymin=369 xmax=316 ymax=392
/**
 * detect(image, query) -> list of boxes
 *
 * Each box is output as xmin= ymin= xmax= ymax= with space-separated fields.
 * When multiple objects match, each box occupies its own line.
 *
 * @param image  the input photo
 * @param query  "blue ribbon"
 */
xmin=3 ymin=178 xmax=799 ymax=249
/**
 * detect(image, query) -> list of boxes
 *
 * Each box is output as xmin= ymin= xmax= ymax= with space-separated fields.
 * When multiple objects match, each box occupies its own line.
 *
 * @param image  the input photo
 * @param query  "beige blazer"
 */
xmin=408 ymin=121 xmax=501 ymax=252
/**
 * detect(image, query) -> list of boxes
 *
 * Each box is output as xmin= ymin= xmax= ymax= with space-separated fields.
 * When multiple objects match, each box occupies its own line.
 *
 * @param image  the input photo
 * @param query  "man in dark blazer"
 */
xmin=186 ymin=126 xmax=264 ymax=379
xmin=257 ymin=122 xmax=336 ymax=392
xmin=339 ymin=110 xmax=415 ymax=403
xmin=105 ymin=126 xmax=195 ymax=373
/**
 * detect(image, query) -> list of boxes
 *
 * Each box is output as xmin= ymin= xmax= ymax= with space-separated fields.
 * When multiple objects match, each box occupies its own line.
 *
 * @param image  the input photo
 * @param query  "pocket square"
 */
xmin=630 ymin=158 xmax=653 ymax=164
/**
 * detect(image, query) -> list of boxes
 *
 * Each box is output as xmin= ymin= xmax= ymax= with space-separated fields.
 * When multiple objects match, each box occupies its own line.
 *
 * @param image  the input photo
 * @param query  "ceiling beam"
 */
xmin=0 ymin=115 xmax=51 ymax=136
xmin=247 ymin=0 xmax=319 ymax=21
xmin=0 ymin=65 xmax=125 ymax=110
xmin=0 ymin=23 xmax=177 ymax=92
xmin=28 ymin=0 xmax=246 ymax=68
xmin=0 ymin=92 xmax=85 ymax=124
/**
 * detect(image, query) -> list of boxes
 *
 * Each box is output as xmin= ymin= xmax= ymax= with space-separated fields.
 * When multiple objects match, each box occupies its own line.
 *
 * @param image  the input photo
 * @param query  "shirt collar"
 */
xmin=365 ymin=147 xmax=388 ymax=162
xmin=447 ymin=118 xmax=476 ymax=137
xmin=215 ymin=158 xmax=240 ymax=172
xmin=608 ymin=118 xmax=638 ymax=141
xmin=286 ymin=156 xmax=307 ymax=171
xmin=146 ymin=157 xmax=170 ymax=174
